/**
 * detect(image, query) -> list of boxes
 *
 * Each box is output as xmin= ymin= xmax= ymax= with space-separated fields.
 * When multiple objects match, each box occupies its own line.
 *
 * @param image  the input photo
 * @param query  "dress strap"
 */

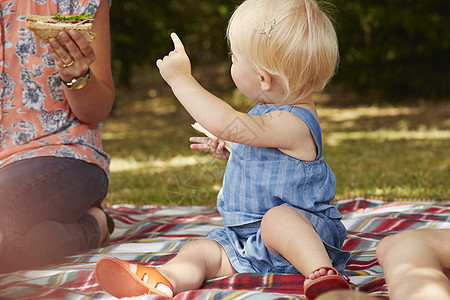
xmin=248 ymin=104 xmax=324 ymax=160
xmin=283 ymin=106 xmax=323 ymax=160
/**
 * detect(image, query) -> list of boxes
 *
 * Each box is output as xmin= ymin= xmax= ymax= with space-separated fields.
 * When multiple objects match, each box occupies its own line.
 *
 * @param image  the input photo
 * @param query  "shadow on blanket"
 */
xmin=0 ymin=197 xmax=449 ymax=299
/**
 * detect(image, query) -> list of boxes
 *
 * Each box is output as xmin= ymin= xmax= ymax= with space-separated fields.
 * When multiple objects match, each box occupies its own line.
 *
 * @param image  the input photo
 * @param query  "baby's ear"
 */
xmin=259 ymin=69 xmax=272 ymax=91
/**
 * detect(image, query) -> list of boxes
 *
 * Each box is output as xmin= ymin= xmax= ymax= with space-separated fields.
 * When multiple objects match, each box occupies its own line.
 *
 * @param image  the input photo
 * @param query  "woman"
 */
xmin=0 ymin=0 xmax=114 ymax=273
xmin=377 ymin=229 xmax=450 ymax=300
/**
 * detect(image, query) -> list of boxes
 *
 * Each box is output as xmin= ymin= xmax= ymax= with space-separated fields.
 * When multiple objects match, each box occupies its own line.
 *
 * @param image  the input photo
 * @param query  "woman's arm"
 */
xmin=47 ymin=0 xmax=115 ymax=125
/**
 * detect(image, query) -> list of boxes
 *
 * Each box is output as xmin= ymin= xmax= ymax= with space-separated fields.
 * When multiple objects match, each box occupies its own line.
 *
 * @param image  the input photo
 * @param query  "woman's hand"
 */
xmin=41 ymin=0 xmax=115 ymax=126
xmin=190 ymin=137 xmax=230 ymax=161
xmin=47 ymin=29 xmax=95 ymax=82
xmin=156 ymin=33 xmax=192 ymax=86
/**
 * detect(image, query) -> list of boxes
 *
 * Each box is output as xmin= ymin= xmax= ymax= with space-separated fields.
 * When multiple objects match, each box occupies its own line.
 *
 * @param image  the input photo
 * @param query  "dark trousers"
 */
xmin=0 ymin=157 xmax=108 ymax=273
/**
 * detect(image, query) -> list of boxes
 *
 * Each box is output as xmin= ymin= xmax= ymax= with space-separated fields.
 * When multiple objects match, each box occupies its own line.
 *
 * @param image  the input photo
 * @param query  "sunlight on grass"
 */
xmin=128 ymin=97 xmax=179 ymax=115
xmin=104 ymin=86 xmax=449 ymax=205
xmin=318 ymin=103 xmax=450 ymax=146
xmin=321 ymin=106 xmax=423 ymax=122
xmin=326 ymin=128 xmax=449 ymax=146
xmin=110 ymin=155 xmax=210 ymax=172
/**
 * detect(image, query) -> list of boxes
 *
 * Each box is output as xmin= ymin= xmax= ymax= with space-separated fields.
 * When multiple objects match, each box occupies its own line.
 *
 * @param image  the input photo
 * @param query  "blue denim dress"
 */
xmin=207 ymin=104 xmax=350 ymax=274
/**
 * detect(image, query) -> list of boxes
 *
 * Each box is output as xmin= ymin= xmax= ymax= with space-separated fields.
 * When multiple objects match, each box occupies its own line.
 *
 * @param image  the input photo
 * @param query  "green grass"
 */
xmin=102 ymin=70 xmax=449 ymax=206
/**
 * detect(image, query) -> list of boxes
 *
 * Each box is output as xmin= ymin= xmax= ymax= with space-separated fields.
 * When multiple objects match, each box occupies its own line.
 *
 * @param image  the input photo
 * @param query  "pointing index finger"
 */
xmin=171 ymin=32 xmax=185 ymax=52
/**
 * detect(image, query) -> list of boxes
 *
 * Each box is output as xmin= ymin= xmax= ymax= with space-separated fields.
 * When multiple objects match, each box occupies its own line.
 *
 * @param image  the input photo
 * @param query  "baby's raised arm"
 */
xmin=156 ymin=33 xmax=192 ymax=87
xmin=156 ymin=33 xmax=316 ymax=161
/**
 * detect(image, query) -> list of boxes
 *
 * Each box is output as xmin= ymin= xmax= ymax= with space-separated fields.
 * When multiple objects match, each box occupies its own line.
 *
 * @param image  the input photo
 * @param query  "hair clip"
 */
xmin=259 ymin=19 xmax=276 ymax=38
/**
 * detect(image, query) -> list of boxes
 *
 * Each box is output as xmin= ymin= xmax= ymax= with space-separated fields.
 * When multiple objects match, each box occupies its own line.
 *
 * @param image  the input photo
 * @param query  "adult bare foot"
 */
xmin=86 ymin=207 xmax=109 ymax=246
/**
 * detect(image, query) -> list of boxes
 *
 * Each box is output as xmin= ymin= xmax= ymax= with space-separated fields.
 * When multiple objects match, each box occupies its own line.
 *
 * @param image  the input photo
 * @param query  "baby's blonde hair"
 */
xmin=227 ymin=0 xmax=338 ymax=104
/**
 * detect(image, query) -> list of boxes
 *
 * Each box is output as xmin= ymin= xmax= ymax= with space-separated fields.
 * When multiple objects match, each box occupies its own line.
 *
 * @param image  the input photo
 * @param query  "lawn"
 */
xmin=102 ymin=68 xmax=449 ymax=206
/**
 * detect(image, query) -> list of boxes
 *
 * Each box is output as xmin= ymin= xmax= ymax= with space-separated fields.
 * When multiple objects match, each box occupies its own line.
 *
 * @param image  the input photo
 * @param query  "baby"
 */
xmin=95 ymin=0 xmax=351 ymax=299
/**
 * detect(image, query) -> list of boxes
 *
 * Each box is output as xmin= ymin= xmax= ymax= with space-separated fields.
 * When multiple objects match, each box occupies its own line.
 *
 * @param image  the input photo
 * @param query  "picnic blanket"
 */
xmin=0 ymin=196 xmax=449 ymax=299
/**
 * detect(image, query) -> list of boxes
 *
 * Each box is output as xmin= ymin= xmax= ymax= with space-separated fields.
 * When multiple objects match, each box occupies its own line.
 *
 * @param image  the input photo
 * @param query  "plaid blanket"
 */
xmin=0 ymin=197 xmax=449 ymax=299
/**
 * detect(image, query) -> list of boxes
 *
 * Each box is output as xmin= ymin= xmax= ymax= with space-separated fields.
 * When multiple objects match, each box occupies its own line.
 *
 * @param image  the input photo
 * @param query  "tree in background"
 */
xmin=110 ymin=0 xmax=450 ymax=101
xmin=332 ymin=0 xmax=450 ymax=100
xmin=110 ymin=0 xmax=236 ymax=86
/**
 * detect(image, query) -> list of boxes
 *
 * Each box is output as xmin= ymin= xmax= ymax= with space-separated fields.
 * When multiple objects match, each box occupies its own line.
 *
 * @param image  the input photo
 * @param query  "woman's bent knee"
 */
xmin=376 ymin=234 xmax=395 ymax=264
xmin=0 ymin=231 xmax=3 ymax=257
xmin=377 ymin=229 xmax=432 ymax=265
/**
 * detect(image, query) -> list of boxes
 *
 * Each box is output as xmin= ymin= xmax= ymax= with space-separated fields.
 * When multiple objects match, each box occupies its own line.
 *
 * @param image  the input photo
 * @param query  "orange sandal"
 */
xmin=94 ymin=257 xmax=173 ymax=298
xmin=304 ymin=266 xmax=352 ymax=300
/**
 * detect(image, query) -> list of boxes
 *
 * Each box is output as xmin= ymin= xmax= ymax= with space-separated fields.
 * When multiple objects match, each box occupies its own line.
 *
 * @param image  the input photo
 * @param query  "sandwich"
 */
xmin=26 ymin=13 xmax=96 ymax=44
xmin=191 ymin=122 xmax=233 ymax=152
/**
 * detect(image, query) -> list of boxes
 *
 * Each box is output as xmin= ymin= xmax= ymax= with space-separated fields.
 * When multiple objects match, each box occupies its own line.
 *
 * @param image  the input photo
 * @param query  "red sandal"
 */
xmin=304 ymin=266 xmax=352 ymax=300
xmin=94 ymin=257 xmax=173 ymax=298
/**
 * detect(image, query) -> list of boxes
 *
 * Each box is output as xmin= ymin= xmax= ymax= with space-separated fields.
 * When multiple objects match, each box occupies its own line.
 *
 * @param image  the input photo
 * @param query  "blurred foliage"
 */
xmin=110 ymin=0 xmax=237 ymax=86
xmin=110 ymin=0 xmax=449 ymax=100
xmin=330 ymin=0 xmax=450 ymax=100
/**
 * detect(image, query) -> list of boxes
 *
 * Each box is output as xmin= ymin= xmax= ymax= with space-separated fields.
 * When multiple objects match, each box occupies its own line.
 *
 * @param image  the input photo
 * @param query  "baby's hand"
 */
xmin=156 ymin=33 xmax=191 ymax=86
xmin=190 ymin=137 xmax=230 ymax=161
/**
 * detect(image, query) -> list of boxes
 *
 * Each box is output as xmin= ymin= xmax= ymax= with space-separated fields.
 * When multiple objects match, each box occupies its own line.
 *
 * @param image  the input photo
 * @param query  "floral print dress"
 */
xmin=0 ymin=0 xmax=110 ymax=174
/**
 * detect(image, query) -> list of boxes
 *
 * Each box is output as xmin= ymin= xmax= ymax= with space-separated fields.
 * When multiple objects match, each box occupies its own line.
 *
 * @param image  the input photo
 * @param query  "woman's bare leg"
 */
xmin=86 ymin=207 xmax=108 ymax=246
xmin=316 ymin=290 xmax=377 ymax=300
xmin=377 ymin=229 xmax=450 ymax=300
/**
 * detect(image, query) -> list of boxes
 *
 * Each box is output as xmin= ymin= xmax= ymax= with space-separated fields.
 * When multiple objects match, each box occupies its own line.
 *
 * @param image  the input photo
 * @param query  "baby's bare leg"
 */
xmin=260 ymin=206 xmax=334 ymax=280
xmin=158 ymin=239 xmax=236 ymax=295
xmin=377 ymin=229 xmax=450 ymax=300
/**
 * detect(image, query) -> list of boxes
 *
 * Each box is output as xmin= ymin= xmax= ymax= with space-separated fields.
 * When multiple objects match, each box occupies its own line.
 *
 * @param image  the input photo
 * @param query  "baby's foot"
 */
xmin=303 ymin=266 xmax=351 ymax=300
xmin=304 ymin=267 xmax=336 ymax=287
xmin=95 ymin=257 xmax=174 ymax=298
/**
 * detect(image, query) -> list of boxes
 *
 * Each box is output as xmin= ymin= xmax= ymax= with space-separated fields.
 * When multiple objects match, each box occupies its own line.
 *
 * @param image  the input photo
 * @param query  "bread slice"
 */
xmin=26 ymin=14 xmax=95 ymax=44
xmin=191 ymin=122 xmax=233 ymax=152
